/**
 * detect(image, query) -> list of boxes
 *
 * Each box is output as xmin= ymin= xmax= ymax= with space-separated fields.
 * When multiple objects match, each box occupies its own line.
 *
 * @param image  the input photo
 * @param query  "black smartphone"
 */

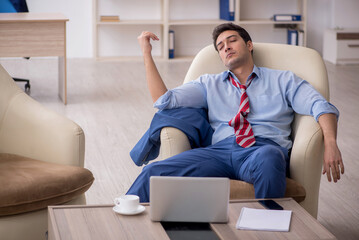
xmin=259 ymin=200 xmax=283 ymax=210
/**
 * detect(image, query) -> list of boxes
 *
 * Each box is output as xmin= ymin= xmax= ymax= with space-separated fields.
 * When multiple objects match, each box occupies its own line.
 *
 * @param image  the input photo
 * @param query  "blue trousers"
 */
xmin=127 ymin=137 xmax=289 ymax=202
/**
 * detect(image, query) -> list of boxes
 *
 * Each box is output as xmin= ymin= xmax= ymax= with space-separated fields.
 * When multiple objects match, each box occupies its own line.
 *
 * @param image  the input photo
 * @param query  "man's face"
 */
xmin=216 ymin=30 xmax=253 ymax=70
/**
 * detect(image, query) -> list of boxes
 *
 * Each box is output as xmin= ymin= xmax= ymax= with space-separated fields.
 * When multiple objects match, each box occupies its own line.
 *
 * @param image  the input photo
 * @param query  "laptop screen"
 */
xmin=150 ymin=176 xmax=229 ymax=223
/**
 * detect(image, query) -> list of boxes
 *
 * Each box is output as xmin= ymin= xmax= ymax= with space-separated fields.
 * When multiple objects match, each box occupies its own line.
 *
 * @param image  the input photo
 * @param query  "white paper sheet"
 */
xmin=236 ymin=207 xmax=292 ymax=232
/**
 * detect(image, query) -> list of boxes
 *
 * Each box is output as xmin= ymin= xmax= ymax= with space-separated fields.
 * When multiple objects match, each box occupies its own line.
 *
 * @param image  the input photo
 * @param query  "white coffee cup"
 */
xmin=114 ymin=195 xmax=140 ymax=212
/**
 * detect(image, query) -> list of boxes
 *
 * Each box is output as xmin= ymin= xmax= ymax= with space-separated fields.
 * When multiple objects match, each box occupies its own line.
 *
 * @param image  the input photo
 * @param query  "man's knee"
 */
xmin=141 ymin=162 xmax=165 ymax=177
xmin=256 ymin=145 xmax=286 ymax=171
xmin=253 ymin=145 xmax=287 ymax=197
xmin=141 ymin=158 xmax=187 ymax=177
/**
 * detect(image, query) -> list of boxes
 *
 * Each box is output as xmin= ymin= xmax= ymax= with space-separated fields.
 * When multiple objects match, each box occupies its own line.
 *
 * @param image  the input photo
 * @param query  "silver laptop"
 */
xmin=150 ymin=176 xmax=230 ymax=223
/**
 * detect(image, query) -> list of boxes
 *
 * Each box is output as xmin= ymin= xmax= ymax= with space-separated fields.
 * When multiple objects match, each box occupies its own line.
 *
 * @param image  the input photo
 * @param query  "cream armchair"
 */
xmin=0 ymin=64 xmax=94 ymax=240
xmin=159 ymin=43 xmax=329 ymax=218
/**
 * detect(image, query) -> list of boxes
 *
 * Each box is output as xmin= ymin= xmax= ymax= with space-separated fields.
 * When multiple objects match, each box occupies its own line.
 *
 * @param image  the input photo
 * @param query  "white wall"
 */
xmin=27 ymin=0 xmax=92 ymax=58
xmin=306 ymin=0 xmax=332 ymax=55
xmin=307 ymin=0 xmax=359 ymax=55
xmin=26 ymin=0 xmax=359 ymax=58
xmin=331 ymin=0 xmax=359 ymax=29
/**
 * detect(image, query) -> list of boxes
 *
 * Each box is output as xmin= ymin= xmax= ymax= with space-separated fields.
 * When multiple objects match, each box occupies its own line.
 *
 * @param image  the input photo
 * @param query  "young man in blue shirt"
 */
xmin=127 ymin=23 xmax=344 ymax=202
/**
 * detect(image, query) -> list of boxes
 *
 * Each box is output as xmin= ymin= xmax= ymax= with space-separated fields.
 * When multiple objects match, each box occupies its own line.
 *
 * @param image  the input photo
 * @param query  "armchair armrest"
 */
xmin=0 ymin=93 xmax=85 ymax=167
xmin=290 ymin=114 xmax=324 ymax=218
xmin=159 ymin=127 xmax=191 ymax=160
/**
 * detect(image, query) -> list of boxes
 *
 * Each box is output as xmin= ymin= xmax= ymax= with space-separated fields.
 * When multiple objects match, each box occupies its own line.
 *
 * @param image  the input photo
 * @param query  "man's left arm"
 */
xmin=318 ymin=113 xmax=344 ymax=182
xmin=282 ymin=72 xmax=344 ymax=182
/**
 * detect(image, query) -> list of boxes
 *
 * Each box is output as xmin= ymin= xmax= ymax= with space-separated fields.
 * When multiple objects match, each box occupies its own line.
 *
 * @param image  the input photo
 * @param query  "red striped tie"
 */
xmin=228 ymin=74 xmax=256 ymax=148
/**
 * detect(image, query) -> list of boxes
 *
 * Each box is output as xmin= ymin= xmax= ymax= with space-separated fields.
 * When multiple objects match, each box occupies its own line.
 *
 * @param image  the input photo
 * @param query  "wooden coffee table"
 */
xmin=48 ymin=198 xmax=336 ymax=240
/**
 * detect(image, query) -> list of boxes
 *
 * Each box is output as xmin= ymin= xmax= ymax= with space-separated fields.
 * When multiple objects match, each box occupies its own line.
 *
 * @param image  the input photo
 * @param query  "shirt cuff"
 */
xmin=312 ymin=101 xmax=340 ymax=121
xmin=153 ymin=90 xmax=173 ymax=110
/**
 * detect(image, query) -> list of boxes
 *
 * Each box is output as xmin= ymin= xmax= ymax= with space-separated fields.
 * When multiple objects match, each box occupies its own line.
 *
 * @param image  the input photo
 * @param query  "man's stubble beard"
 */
xmin=225 ymin=56 xmax=245 ymax=71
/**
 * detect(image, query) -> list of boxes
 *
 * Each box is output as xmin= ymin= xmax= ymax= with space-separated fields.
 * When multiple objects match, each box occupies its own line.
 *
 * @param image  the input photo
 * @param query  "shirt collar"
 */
xmin=222 ymin=65 xmax=260 ymax=86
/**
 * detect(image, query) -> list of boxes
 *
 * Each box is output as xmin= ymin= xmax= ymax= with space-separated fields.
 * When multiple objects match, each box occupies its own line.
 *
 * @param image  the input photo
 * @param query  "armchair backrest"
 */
xmin=0 ymin=64 xmax=85 ymax=167
xmin=0 ymin=65 xmax=23 ymax=118
xmin=184 ymin=43 xmax=329 ymax=100
xmin=183 ymin=43 xmax=329 ymax=218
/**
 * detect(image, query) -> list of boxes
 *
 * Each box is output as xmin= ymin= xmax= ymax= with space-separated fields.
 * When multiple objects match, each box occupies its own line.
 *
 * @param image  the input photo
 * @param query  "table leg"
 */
xmin=58 ymin=56 xmax=67 ymax=104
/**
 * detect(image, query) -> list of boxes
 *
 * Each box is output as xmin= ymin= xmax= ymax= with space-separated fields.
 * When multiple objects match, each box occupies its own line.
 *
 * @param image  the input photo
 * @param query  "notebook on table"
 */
xmin=150 ymin=176 xmax=230 ymax=223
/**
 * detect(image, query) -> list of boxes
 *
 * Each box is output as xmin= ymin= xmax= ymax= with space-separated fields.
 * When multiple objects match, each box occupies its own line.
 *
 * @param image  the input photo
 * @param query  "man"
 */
xmin=127 ymin=23 xmax=344 ymax=202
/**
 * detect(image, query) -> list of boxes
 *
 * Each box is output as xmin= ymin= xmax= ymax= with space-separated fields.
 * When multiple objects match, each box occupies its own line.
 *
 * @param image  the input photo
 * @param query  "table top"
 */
xmin=0 ymin=13 xmax=68 ymax=22
xmin=48 ymin=199 xmax=336 ymax=240
xmin=212 ymin=199 xmax=336 ymax=240
xmin=48 ymin=204 xmax=169 ymax=240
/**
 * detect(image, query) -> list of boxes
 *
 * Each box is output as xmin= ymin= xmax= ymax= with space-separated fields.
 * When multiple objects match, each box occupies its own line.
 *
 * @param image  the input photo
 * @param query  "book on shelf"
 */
xmin=287 ymin=29 xmax=304 ymax=46
xmin=100 ymin=15 xmax=120 ymax=22
xmin=220 ymin=0 xmax=235 ymax=21
xmin=287 ymin=29 xmax=298 ymax=45
xmin=169 ymin=30 xmax=175 ymax=59
xmin=273 ymin=14 xmax=301 ymax=22
xmin=297 ymin=30 xmax=304 ymax=46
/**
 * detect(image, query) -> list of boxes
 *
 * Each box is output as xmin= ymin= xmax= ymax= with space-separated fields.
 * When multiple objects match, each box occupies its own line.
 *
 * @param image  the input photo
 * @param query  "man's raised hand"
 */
xmin=138 ymin=31 xmax=159 ymax=55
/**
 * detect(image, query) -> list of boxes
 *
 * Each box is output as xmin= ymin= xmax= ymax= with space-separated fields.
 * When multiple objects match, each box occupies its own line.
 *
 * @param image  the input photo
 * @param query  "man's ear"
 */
xmin=247 ymin=41 xmax=253 ymax=52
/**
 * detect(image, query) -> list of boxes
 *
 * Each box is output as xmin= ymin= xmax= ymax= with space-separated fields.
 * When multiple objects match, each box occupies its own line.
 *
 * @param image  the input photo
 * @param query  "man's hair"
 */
xmin=212 ymin=23 xmax=252 ymax=52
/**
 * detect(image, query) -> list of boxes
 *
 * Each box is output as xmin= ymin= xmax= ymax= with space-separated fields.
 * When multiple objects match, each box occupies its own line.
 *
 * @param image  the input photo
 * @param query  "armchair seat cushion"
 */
xmin=0 ymin=153 xmax=94 ymax=216
xmin=230 ymin=178 xmax=306 ymax=202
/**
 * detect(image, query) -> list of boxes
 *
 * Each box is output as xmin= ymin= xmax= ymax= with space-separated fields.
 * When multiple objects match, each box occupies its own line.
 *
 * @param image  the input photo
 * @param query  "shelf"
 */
xmin=239 ymin=19 xmax=305 ymax=25
xmin=168 ymin=56 xmax=195 ymax=61
xmin=95 ymin=55 xmax=195 ymax=62
xmin=97 ymin=19 xmax=305 ymax=26
xmin=95 ymin=55 xmax=166 ymax=62
xmin=169 ymin=19 xmax=229 ymax=26
xmin=95 ymin=56 xmax=143 ymax=61
xmin=97 ymin=20 xmax=163 ymax=25
xmin=94 ymin=0 xmax=307 ymax=60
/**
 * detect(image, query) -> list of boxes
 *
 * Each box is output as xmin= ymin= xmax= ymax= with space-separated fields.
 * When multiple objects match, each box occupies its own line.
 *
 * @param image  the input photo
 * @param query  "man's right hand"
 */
xmin=138 ymin=31 xmax=159 ymax=55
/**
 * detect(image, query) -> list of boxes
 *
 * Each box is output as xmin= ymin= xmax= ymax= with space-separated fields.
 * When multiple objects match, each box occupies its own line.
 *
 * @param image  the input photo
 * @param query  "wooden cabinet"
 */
xmin=323 ymin=29 xmax=359 ymax=64
xmin=93 ymin=0 xmax=307 ymax=60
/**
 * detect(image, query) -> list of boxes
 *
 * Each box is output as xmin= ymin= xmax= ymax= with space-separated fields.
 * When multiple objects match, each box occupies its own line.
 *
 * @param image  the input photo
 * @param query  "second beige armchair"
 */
xmin=0 ymin=64 xmax=94 ymax=240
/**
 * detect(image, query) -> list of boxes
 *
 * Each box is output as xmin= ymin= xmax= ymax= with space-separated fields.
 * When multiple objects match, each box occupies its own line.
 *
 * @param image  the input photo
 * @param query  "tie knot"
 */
xmin=229 ymin=73 xmax=255 ymax=90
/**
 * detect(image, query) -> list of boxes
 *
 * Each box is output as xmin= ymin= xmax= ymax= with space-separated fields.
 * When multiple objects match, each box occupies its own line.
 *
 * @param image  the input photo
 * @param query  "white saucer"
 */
xmin=113 ymin=205 xmax=146 ymax=215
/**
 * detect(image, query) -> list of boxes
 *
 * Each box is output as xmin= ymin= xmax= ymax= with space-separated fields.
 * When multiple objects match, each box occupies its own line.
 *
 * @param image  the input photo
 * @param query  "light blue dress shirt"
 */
xmin=154 ymin=65 xmax=339 ymax=149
